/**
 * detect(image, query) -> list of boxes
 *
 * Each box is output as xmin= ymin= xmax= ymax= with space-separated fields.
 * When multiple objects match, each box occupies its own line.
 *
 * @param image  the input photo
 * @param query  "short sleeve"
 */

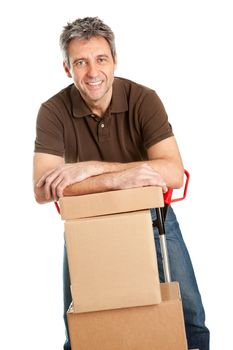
xmin=138 ymin=90 xmax=173 ymax=149
xmin=34 ymin=103 xmax=65 ymax=157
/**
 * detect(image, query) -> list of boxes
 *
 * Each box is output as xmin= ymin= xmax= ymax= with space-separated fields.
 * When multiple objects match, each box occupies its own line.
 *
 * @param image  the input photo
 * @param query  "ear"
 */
xmin=63 ymin=61 xmax=72 ymax=78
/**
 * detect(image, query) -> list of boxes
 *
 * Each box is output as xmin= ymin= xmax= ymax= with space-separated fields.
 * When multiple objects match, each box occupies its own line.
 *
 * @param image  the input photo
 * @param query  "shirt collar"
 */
xmin=71 ymin=77 xmax=128 ymax=118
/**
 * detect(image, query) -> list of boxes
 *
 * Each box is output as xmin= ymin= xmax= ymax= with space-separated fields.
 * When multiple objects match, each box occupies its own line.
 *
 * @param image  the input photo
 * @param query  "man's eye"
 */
xmin=76 ymin=60 xmax=86 ymax=66
xmin=98 ymin=58 xmax=107 ymax=63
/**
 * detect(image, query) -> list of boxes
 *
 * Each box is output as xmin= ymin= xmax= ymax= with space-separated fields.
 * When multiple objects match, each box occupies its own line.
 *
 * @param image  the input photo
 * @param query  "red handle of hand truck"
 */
xmin=54 ymin=201 xmax=60 ymax=214
xmin=163 ymin=169 xmax=190 ymax=205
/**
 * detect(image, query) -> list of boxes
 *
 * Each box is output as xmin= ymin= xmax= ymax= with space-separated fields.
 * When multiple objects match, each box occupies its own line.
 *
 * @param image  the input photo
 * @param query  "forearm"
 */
xmin=144 ymin=159 xmax=184 ymax=188
xmin=63 ymin=172 xmax=114 ymax=196
xmin=35 ymin=136 xmax=184 ymax=202
xmin=90 ymin=148 xmax=184 ymax=189
xmin=94 ymin=159 xmax=184 ymax=189
xmin=63 ymin=164 xmax=168 ymax=197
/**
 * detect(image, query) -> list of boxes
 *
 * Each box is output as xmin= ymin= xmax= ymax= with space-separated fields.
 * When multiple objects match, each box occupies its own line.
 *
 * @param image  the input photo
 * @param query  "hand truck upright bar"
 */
xmin=153 ymin=170 xmax=190 ymax=283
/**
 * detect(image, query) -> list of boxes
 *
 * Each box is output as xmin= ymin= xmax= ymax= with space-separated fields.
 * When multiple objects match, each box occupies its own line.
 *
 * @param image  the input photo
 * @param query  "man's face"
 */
xmin=64 ymin=36 xmax=116 ymax=107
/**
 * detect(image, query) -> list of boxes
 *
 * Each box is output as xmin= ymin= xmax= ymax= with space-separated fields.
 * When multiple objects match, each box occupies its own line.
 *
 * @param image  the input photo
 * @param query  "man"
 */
xmin=33 ymin=17 xmax=209 ymax=350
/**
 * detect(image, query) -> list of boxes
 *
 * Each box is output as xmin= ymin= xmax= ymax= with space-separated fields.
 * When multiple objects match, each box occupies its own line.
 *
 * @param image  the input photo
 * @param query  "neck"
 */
xmin=85 ymin=87 xmax=112 ymax=118
xmin=90 ymin=104 xmax=108 ymax=117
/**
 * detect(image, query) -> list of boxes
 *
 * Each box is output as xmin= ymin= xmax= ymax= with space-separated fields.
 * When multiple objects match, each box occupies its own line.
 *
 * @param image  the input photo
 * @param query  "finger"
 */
xmin=154 ymin=177 xmax=167 ymax=191
xmin=44 ymin=180 xmax=52 ymax=201
xmin=51 ymin=177 xmax=70 ymax=200
xmin=51 ymin=176 xmax=64 ymax=201
xmin=43 ymin=172 xmax=61 ymax=200
xmin=42 ymin=168 xmax=64 ymax=199
xmin=145 ymin=171 xmax=167 ymax=190
xmin=36 ymin=168 xmax=58 ymax=187
xmin=56 ymin=179 xmax=69 ymax=198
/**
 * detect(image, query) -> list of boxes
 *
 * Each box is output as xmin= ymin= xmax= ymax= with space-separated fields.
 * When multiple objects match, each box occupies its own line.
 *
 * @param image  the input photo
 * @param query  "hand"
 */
xmin=36 ymin=161 xmax=104 ymax=201
xmin=113 ymin=164 xmax=168 ymax=192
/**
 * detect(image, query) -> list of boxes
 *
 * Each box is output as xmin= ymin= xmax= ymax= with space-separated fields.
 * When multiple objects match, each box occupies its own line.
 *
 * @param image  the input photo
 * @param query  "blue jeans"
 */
xmin=63 ymin=244 xmax=72 ymax=350
xmin=63 ymin=206 xmax=210 ymax=350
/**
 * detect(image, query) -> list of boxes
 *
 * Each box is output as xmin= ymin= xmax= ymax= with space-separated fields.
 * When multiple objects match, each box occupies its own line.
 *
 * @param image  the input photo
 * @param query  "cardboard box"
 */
xmin=67 ymin=282 xmax=188 ymax=350
xmin=60 ymin=186 xmax=164 ymax=219
xmin=65 ymin=210 xmax=161 ymax=313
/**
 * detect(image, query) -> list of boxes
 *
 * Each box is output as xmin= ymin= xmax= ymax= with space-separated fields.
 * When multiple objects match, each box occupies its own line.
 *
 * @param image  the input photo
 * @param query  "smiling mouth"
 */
xmin=86 ymin=80 xmax=103 ymax=87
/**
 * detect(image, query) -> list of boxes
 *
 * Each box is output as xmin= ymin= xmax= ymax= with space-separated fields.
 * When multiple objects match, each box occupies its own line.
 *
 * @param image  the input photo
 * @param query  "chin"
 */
xmin=88 ymin=90 xmax=106 ymax=101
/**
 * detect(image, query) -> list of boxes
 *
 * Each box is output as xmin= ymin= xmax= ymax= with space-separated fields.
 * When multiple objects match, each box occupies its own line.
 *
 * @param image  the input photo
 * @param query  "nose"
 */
xmin=87 ymin=61 xmax=98 ymax=78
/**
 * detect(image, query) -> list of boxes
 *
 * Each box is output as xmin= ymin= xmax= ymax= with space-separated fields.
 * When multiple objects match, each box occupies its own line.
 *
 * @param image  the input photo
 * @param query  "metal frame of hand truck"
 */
xmin=153 ymin=170 xmax=190 ymax=283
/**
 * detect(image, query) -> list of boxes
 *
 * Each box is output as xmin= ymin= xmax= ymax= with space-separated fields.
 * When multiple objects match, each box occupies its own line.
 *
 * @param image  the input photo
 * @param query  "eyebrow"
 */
xmin=72 ymin=54 xmax=110 ymax=65
xmin=97 ymin=54 xmax=109 ymax=58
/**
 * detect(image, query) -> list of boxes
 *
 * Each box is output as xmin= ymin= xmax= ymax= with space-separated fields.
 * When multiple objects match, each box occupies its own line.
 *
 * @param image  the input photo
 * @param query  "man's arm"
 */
xmin=33 ymin=153 xmax=167 ymax=203
xmin=63 ymin=136 xmax=183 ymax=196
xmin=33 ymin=153 xmax=65 ymax=203
xmin=63 ymin=164 xmax=167 ymax=196
xmin=147 ymin=136 xmax=184 ymax=188
xmin=34 ymin=136 xmax=183 ymax=202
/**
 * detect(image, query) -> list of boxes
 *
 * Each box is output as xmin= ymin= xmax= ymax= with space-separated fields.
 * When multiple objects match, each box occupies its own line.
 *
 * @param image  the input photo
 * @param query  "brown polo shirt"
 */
xmin=34 ymin=77 xmax=173 ymax=163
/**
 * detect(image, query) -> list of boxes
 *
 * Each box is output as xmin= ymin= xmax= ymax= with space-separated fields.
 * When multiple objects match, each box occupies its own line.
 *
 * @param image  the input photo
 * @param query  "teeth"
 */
xmin=87 ymin=81 xmax=102 ymax=86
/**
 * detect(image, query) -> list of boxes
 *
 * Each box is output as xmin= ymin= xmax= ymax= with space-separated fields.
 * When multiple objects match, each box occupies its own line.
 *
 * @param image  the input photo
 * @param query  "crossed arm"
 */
xmin=33 ymin=136 xmax=184 ymax=204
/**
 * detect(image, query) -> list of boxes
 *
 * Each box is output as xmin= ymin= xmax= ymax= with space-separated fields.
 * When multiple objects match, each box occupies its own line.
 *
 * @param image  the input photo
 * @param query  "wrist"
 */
xmin=100 ymin=172 xmax=116 ymax=191
xmin=95 ymin=161 xmax=127 ymax=175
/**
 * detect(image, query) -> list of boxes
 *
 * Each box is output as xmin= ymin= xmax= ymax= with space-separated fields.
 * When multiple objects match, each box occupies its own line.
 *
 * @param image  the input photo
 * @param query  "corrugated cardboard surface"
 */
xmin=60 ymin=186 xmax=164 ymax=219
xmin=65 ymin=210 xmax=161 ymax=313
xmin=67 ymin=282 xmax=188 ymax=350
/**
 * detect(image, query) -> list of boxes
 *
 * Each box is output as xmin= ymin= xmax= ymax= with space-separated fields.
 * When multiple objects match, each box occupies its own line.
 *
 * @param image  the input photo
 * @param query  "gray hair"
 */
xmin=60 ymin=17 xmax=116 ymax=66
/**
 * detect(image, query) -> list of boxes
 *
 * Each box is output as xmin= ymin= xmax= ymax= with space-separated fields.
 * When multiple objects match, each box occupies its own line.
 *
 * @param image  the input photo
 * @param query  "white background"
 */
xmin=0 ymin=0 xmax=232 ymax=349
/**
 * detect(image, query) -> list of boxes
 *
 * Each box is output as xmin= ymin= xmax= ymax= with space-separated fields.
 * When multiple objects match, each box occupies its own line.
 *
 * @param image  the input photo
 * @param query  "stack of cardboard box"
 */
xmin=59 ymin=186 xmax=188 ymax=350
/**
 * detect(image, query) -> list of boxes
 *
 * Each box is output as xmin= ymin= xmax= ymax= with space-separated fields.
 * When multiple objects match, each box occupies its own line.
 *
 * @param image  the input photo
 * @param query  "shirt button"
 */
xmin=100 ymin=123 xmax=105 ymax=128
